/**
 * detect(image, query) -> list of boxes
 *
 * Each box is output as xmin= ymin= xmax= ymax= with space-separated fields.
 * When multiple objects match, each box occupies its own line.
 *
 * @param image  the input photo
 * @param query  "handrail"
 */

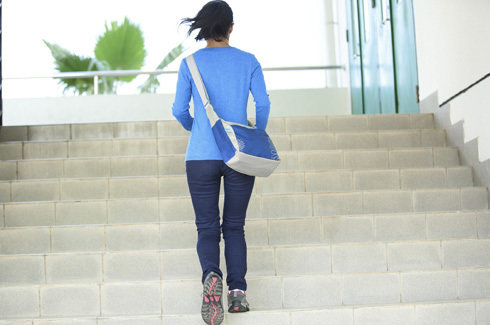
xmin=439 ymin=72 xmax=490 ymax=108
xmin=3 ymin=65 xmax=346 ymax=95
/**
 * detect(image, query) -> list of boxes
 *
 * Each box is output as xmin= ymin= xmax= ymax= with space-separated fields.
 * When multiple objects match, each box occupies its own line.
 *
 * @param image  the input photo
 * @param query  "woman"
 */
xmin=172 ymin=1 xmax=271 ymax=324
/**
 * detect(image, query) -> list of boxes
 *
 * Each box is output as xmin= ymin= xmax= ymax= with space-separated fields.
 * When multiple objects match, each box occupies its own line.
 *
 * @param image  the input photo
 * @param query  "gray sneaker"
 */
xmin=227 ymin=289 xmax=250 ymax=313
xmin=201 ymin=272 xmax=224 ymax=325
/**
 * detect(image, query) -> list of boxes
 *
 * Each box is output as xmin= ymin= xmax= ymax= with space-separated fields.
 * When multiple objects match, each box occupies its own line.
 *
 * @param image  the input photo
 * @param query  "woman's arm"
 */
xmin=172 ymin=59 xmax=194 ymax=131
xmin=250 ymin=58 xmax=271 ymax=131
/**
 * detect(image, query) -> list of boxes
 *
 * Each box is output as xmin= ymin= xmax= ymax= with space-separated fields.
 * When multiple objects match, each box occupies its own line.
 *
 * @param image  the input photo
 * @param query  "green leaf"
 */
xmin=44 ymin=40 xmax=117 ymax=94
xmin=44 ymin=40 xmax=98 ymax=94
xmin=43 ymin=40 xmax=72 ymax=59
xmin=155 ymin=43 xmax=186 ymax=70
xmin=94 ymin=17 xmax=146 ymax=83
xmin=139 ymin=43 xmax=186 ymax=93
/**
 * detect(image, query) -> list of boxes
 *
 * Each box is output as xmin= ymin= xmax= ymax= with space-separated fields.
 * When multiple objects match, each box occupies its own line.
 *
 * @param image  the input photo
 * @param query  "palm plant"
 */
xmin=43 ymin=41 xmax=112 ymax=95
xmin=95 ymin=17 xmax=146 ymax=84
xmin=139 ymin=43 xmax=186 ymax=93
xmin=45 ymin=17 xmax=184 ymax=95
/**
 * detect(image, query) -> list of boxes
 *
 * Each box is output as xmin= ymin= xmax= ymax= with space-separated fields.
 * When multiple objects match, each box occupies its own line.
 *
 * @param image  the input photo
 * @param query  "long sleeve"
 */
xmin=172 ymin=60 xmax=194 ymax=131
xmin=250 ymin=58 xmax=271 ymax=131
xmin=175 ymin=47 xmax=270 ymax=161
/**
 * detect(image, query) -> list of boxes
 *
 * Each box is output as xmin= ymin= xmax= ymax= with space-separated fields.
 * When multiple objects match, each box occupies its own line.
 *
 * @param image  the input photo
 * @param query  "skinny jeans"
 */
xmin=186 ymin=160 xmax=255 ymax=291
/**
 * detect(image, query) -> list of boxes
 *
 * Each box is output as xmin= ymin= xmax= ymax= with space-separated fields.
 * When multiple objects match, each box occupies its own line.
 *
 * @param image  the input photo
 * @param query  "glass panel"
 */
xmin=381 ymin=0 xmax=390 ymax=24
xmin=362 ymin=0 xmax=372 ymax=42
xmin=351 ymin=0 xmax=361 ymax=57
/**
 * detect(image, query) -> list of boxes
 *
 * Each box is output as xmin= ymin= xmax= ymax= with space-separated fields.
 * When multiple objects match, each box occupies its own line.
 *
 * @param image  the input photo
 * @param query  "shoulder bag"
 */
xmin=186 ymin=54 xmax=280 ymax=177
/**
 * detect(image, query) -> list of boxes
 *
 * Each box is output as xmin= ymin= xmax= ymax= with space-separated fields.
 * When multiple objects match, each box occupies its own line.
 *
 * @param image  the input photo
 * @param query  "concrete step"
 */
xmin=0 ymin=166 xmax=473 ymax=198
xmin=1 ymin=187 xmax=487 ymax=224
xmin=0 ymin=146 xmax=461 ymax=180
xmin=2 ymin=200 xmax=488 ymax=242
xmin=0 ymin=300 xmax=488 ymax=324
xmin=0 ymin=114 xmax=435 ymax=142
xmin=2 ymin=195 xmax=488 ymax=233
xmin=0 ymin=169 xmax=487 ymax=210
xmin=0 ymin=171 xmax=475 ymax=206
xmin=0 ymin=274 xmax=488 ymax=318
xmin=1 ymin=210 xmax=489 ymax=253
xmin=2 ymin=236 xmax=490 ymax=284
xmin=0 ymin=129 xmax=447 ymax=161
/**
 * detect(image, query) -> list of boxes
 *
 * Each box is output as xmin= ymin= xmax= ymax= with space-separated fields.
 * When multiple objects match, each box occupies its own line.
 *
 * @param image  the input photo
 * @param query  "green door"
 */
xmin=377 ymin=0 xmax=397 ymax=113
xmin=358 ymin=0 xmax=382 ymax=114
xmin=391 ymin=0 xmax=420 ymax=113
xmin=346 ymin=0 xmax=419 ymax=114
xmin=349 ymin=0 xmax=397 ymax=114
xmin=346 ymin=0 xmax=363 ymax=114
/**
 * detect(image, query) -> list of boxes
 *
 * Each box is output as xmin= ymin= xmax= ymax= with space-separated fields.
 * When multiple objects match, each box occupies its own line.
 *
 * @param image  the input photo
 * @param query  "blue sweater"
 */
xmin=172 ymin=46 xmax=271 ymax=161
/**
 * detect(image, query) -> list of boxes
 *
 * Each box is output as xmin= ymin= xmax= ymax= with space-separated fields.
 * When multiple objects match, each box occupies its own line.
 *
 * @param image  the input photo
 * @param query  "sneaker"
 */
xmin=227 ymin=289 xmax=250 ymax=313
xmin=201 ymin=272 xmax=224 ymax=325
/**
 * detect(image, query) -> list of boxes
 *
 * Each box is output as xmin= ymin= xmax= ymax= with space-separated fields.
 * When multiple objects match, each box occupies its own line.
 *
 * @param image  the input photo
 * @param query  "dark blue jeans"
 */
xmin=186 ymin=160 xmax=255 ymax=291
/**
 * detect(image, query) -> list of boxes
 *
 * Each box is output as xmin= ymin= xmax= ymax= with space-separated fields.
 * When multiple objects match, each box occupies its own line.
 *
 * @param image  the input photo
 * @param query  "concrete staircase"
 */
xmin=0 ymin=113 xmax=489 ymax=325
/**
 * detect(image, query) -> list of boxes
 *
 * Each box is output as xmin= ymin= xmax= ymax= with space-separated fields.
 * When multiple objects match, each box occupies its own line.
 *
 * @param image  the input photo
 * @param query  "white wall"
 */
xmin=3 ymin=0 xmax=344 ymax=98
xmin=2 ymin=0 xmax=352 ymax=127
xmin=3 ymin=88 xmax=350 ymax=126
xmin=450 ymin=81 xmax=490 ymax=161
xmin=324 ymin=0 xmax=350 ymax=88
xmin=413 ymin=0 xmax=490 ymax=160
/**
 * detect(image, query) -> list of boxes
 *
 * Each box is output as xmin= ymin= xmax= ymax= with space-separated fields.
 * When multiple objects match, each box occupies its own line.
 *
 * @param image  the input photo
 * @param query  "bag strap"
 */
xmin=186 ymin=54 xmax=219 ymax=124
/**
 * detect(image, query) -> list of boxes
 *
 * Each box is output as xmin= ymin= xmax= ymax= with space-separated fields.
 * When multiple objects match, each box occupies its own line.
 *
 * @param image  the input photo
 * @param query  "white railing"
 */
xmin=3 ymin=65 xmax=346 ymax=95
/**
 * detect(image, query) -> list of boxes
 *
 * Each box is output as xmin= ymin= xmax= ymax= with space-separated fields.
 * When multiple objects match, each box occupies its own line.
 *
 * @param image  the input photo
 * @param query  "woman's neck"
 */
xmin=205 ymin=38 xmax=230 ymax=48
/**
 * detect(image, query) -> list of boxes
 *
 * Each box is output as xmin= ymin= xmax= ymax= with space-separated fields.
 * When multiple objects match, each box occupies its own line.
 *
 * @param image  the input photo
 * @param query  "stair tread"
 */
xmin=0 ymin=165 xmax=473 ymax=180
xmin=0 ymin=128 xmax=444 ymax=141
xmin=1 ymin=237 xmax=489 ymax=255
xmin=0 ymin=114 xmax=436 ymax=141
xmin=1 ymin=207 xmax=488 ymax=225
xmin=1 ymin=185 xmax=486 ymax=204
xmin=0 ymin=299 xmax=486 ymax=320
xmin=1 ymin=265 xmax=490 ymax=282
xmin=0 ymin=146 xmax=457 ymax=157
xmin=0 ymin=130 xmax=448 ymax=161
xmin=0 ymin=290 xmax=487 ymax=323
xmin=2 ymin=212 xmax=489 ymax=257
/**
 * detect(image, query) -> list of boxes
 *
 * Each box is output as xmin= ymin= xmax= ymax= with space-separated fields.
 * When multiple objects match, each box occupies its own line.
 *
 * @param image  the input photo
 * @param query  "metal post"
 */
xmin=94 ymin=75 xmax=99 ymax=95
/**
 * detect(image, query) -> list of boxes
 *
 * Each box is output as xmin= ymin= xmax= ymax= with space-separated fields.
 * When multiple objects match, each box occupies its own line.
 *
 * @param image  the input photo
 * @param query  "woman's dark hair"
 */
xmin=181 ymin=0 xmax=234 ymax=42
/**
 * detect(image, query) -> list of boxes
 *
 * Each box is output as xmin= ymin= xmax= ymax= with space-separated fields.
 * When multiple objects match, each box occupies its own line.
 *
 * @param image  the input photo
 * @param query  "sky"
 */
xmin=2 ymin=0 xmax=337 ymax=98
